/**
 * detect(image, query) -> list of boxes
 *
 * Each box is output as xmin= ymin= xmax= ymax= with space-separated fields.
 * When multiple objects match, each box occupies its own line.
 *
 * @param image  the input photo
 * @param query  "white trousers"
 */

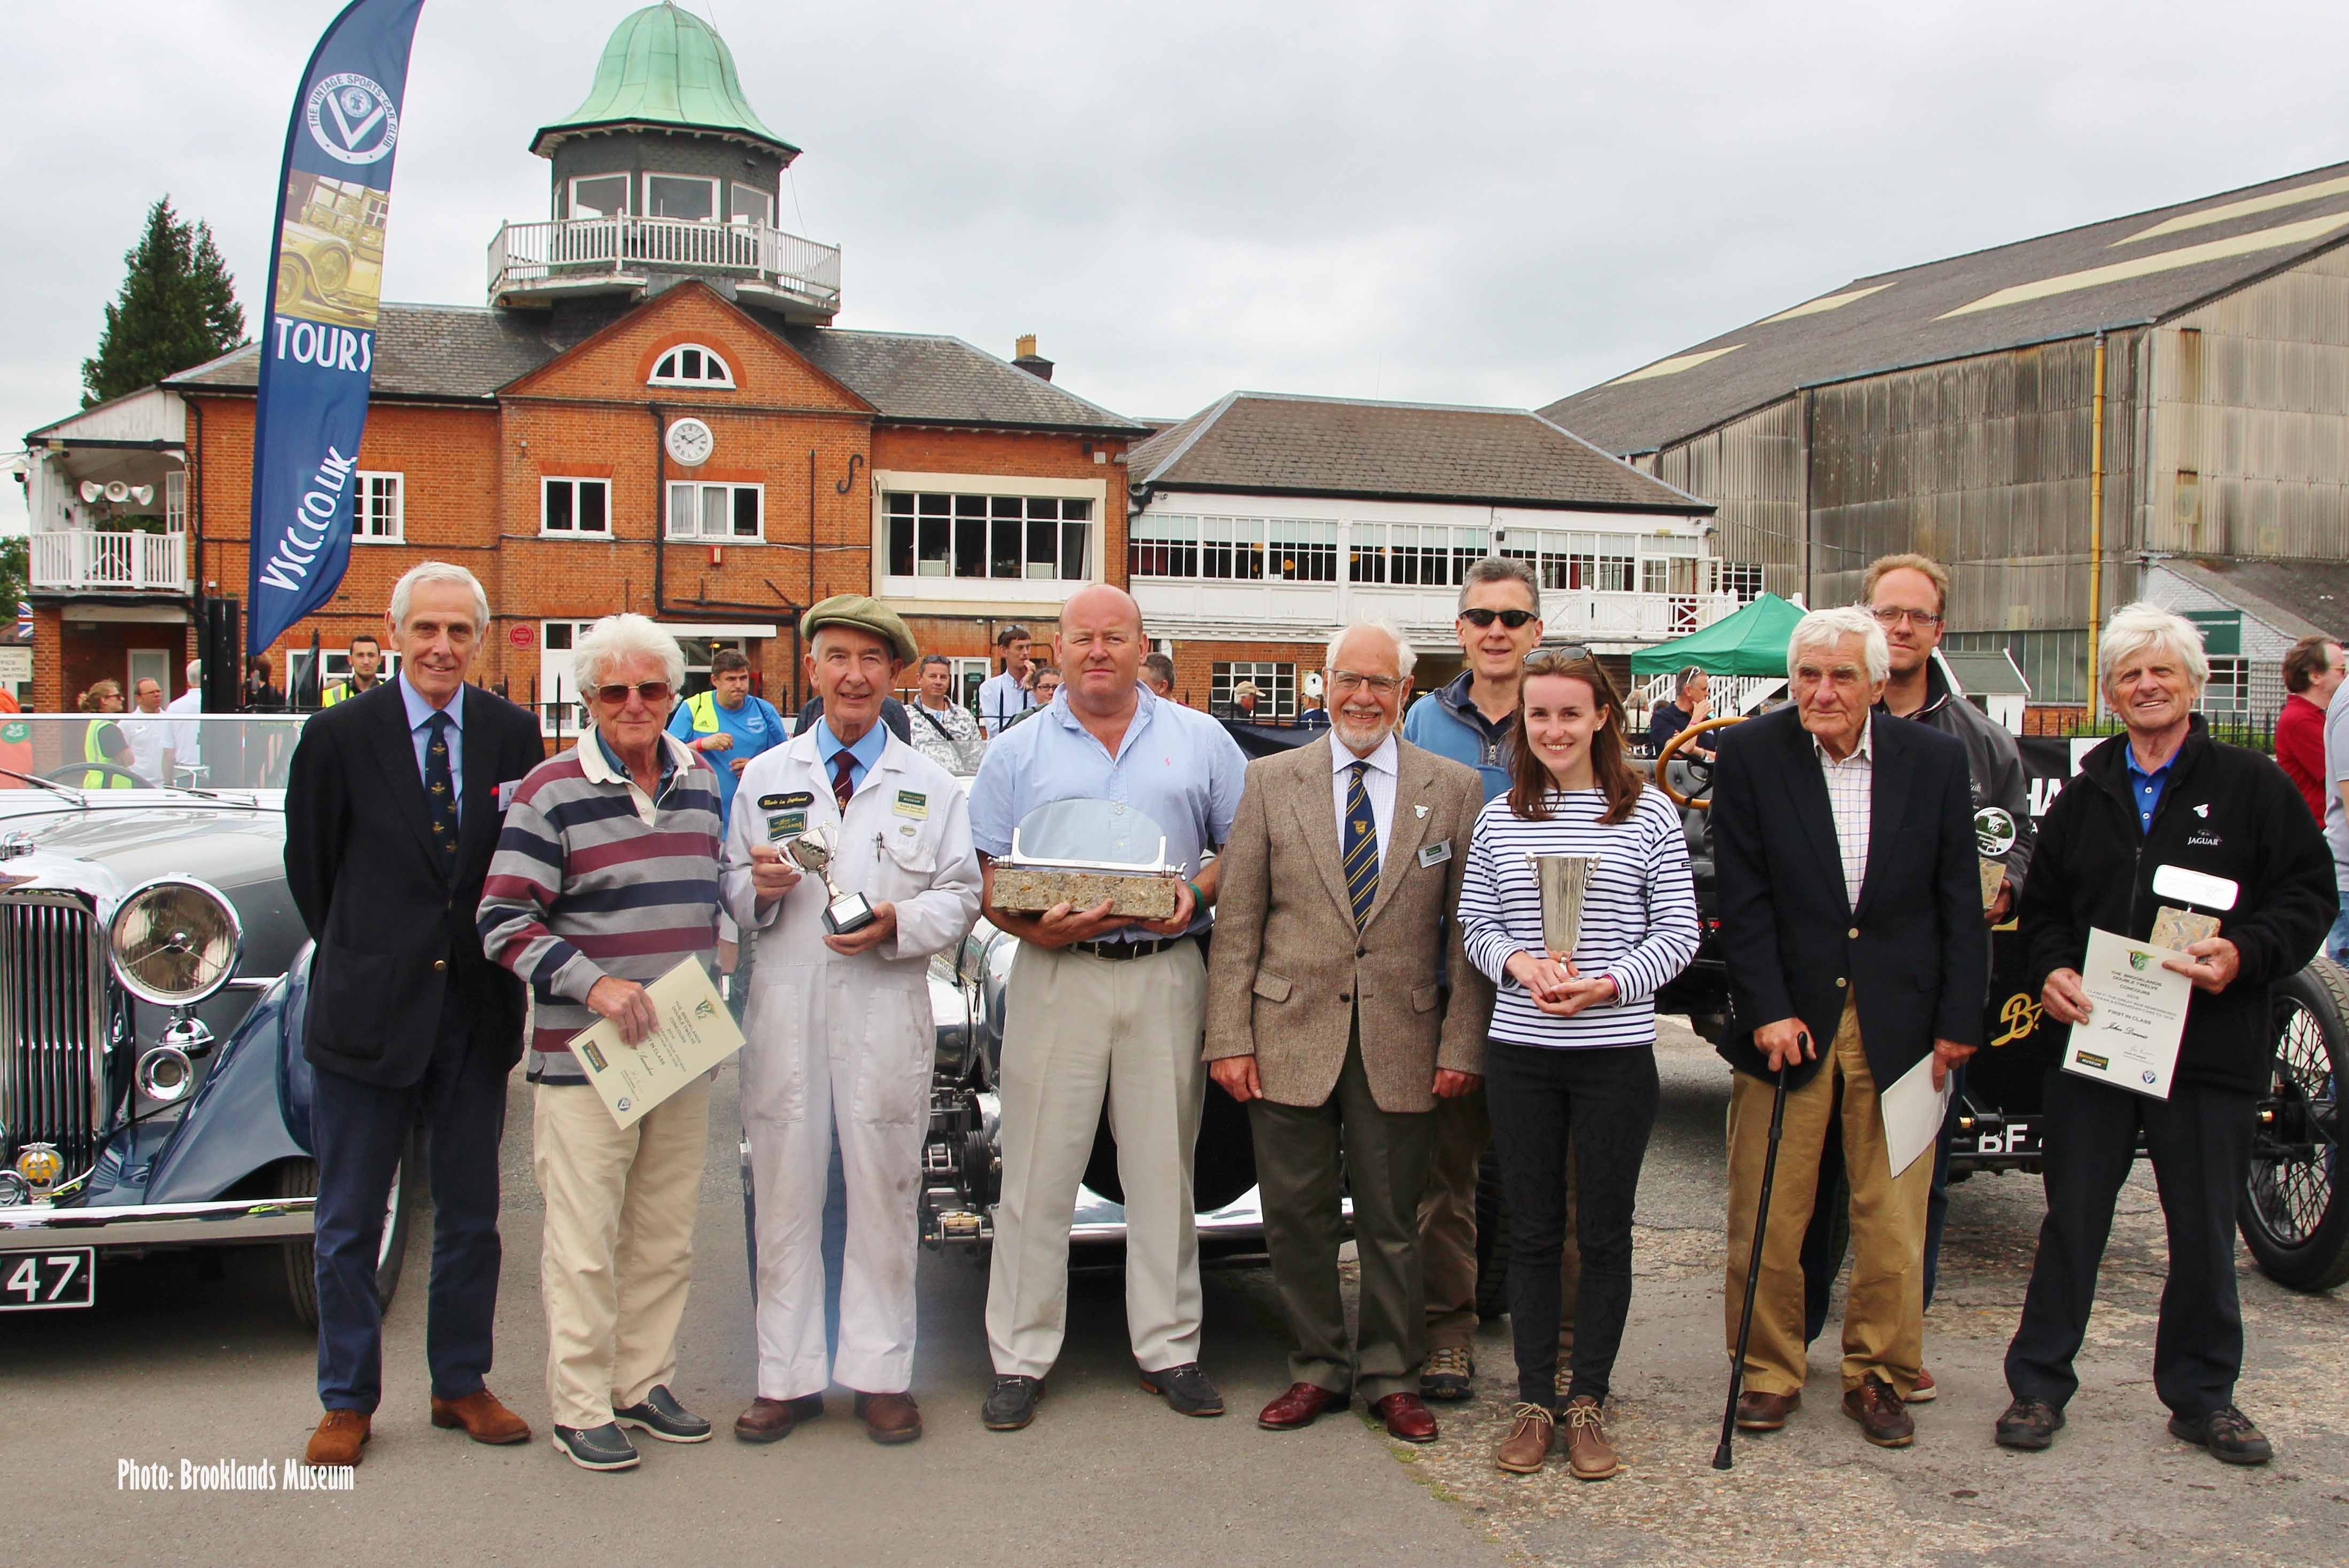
xmin=740 ymin=964 xmax=933 ymax=1399
xmin=984 ymin=941 xmax=1208 ymax=1378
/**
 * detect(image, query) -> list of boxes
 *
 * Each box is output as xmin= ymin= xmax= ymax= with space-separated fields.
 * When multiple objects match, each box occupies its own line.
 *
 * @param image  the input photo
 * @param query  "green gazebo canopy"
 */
xmin=1629 ymin=592 xmax=1804 ymax=678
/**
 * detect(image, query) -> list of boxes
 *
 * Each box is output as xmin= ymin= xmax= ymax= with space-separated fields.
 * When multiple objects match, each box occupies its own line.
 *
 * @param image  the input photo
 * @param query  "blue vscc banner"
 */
xmin=247 ymin=0 xmax=425 ymax=656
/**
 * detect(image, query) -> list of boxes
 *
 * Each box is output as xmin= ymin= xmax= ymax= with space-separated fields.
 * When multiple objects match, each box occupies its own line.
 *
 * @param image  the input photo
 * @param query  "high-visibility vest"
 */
xmin=83 ymin=719 xmax=133 ymax=789
xmin=684 ymin=689 xmax=724 ymax=734
xmin=321 ymin=677 xmax=377 ymax=707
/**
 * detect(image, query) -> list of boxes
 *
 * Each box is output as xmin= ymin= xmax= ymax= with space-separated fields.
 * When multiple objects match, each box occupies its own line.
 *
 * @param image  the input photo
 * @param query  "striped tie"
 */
xmin=1342 ymin=760 xmax=1377 ymax=929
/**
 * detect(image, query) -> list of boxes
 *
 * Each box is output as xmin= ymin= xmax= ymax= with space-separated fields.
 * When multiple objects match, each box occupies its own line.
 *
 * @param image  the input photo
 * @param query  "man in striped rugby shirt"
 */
xmin=479 ymin=614 xmax=726 ymax=1473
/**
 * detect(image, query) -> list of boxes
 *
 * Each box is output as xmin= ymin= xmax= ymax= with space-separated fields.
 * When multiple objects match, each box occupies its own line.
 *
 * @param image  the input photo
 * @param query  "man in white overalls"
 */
xmin=723 ymin=596 xmax=980 ymax=1448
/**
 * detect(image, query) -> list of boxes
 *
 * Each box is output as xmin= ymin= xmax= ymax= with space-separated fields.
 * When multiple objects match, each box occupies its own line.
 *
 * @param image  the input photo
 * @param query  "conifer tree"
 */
xmin=81 ymin=197 xmax=246 ymax=407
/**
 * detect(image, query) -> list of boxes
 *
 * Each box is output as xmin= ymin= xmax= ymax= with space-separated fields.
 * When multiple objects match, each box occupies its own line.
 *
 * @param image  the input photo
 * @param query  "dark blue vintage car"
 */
xmin=0 ymin=714 xmax=416 ymax=1321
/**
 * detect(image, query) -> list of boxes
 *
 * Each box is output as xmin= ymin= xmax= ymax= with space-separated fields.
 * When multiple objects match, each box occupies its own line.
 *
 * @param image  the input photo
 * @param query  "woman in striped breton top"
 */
xmin=1458 ymin=651 xmax=1699 ymax=1480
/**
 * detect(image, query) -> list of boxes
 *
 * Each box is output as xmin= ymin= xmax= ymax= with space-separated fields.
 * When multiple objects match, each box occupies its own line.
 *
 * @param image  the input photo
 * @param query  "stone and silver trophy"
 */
xmin=1974 ymin=806 xmax=2018 ymax=910
xmin=990 ymin=798 xmax=1183 ymax=920
xmin=787 ymin=825 xmax=878 ymax=935
xmin=1526 ymin=853 xmax=1602 ymax=961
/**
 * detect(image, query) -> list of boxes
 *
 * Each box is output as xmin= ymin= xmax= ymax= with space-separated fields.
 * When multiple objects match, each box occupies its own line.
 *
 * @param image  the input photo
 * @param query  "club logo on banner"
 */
xmin=246 ymin=0 xmax=425 ymax=657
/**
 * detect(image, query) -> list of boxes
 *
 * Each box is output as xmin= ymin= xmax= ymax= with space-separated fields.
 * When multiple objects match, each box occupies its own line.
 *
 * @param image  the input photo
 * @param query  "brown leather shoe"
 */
xmin=1370 ymin=1392 xmax=1438 ymax=1445
xmin=1843 ymin=1374 xmax=1916 ymax=1447
xmin=305 ymin=1409 xmax=370 ymax=1466
xmin=1258 ymin=1383 xmax=1350 ymax=1430
xmin=1495 ymin=1402 xmax=1554 ymax=1474
xmin=855 ymin=1391 xmax=923 ymax=1446
xmin=1560 ymin=1396 xmax=1623 ymax=1480
xmin=1904 ymin=1367 xmax=1937 ymax=1404
xmin=734 ymin=1393 xmax=825 ymax=1444
xmin=429 ymin=1387 xmax=531 ymax=1445
xmin=1734 ymin=1389 xmax=1800 ymax=1431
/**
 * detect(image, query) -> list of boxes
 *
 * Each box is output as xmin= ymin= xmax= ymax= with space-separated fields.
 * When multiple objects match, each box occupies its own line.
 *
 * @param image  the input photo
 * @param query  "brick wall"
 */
xmin=1165 ymin=637 xmax=1328 ymax=712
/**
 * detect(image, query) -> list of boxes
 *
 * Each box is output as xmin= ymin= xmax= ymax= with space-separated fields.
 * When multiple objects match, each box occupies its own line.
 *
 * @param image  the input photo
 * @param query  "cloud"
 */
xmin=9 ymin=0 xmax=2348 ymax=532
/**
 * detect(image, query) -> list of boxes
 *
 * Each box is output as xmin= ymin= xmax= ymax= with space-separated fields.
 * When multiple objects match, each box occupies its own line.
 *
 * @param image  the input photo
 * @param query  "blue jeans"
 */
xmin=2327 ymin=895 xmax=2349 ymax=966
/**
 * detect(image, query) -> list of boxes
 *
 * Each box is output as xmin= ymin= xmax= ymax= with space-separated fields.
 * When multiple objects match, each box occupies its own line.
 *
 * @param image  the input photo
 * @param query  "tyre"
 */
xmin=276 ymin=1129 xmax=423 ymax=1329
xmin=2238 ymin=958 xmax=2349 ymax=1293
xmin=1474 ymin=1150 xmax=1510 ymax=1319
xmin=274 ymin=254 xmax=309 ymax=315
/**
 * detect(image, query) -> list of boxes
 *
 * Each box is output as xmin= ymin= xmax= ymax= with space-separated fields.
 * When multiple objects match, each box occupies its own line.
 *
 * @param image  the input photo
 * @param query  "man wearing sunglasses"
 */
xmin=1399 ymin=556 xmax=1556 ymax=1405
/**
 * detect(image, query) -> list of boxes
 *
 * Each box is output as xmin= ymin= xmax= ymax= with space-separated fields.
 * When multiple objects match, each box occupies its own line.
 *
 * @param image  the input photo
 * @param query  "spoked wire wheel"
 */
xmin=2239 ymin=958 xmax=2348 ymax=1292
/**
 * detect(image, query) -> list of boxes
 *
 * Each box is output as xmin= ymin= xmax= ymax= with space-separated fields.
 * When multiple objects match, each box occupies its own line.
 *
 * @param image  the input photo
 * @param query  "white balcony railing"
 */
xmin=29 ymin=530 xmax=189 ymax=593
xmin=488 ymin=216 xmax=842 ymax=309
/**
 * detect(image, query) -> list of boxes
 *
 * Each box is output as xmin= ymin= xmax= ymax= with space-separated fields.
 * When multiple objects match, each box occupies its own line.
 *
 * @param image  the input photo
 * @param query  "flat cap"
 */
xmin=801 ymin=594 xmax=918 ymax=663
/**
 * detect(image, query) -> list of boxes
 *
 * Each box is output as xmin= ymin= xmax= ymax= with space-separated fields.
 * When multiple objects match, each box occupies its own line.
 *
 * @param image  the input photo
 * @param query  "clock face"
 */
xmin=665 ymin=417 xmax=715 ymax=468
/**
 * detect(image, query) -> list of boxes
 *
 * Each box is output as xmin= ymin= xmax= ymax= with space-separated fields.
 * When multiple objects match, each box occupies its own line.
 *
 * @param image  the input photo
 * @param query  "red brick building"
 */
xmin=23 ymin=4 xmax=1141 ymax=727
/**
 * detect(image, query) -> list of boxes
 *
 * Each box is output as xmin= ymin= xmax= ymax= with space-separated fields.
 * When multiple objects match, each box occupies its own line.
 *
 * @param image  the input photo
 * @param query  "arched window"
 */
xmin=649 ymin=344 xmax=735 ymax=388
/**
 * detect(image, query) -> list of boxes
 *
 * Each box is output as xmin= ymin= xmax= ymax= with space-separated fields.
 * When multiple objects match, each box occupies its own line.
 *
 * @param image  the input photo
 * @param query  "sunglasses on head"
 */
xmin=1459 ymin=607 xmax=1537 ymax=629
xmin=592 ymin=681 xmax=673 ymax=705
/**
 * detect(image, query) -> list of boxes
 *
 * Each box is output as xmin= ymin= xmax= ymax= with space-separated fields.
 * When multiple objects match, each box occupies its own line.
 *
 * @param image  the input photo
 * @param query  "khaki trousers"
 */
xmin=986 ymin=940 xmax=1207 ymax=1378
xmin=1419 ymin=1085 xmax=1579 ymax=1356
xmin=533 ymin=1078 xmax=711 ymax=1430
xmin=1723 ymin=1000 xmax=1928 ymax=1398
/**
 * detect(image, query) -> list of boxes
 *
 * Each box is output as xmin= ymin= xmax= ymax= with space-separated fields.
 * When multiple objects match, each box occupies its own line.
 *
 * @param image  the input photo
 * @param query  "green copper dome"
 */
xmin=531 ymin=2 xmax=797 ymax=159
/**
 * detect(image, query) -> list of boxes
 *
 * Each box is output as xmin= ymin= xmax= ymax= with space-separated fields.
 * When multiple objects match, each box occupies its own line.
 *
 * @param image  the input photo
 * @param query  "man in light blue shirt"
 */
xmin=2322 ymin=689 xmax=2349 ymax=962
xmin=968 ymin=586 xmax=1246 ymax=1433
xmin=977 ymin=625 xmax=1036 ymax=738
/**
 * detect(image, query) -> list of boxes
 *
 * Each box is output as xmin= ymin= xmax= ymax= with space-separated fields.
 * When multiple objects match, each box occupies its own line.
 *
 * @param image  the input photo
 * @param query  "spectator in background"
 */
xmin=1141 ymin=653 xmax=1176 ymax=701
xmin=1230 ymin=681 xmax=1263 ymax=720
xmin=244 ymin=654 xmax=286 ymax=712
xmin=122 ymin=677 xmax=169 ymax=779
xmin=979 ymin=625 xmax=1036 ymax=738
xmin=1296 ymin=676 xmax=1330 ymax=728
xmin=670 ymin=649 xmax=788 ymax=1015
xmin=1000 ymin=667 xmax=1062 ymax=734
xmin=909 ymin=653 xmax=987 ymax=774
xmin=2275 ymin=635 xmax=2342 ymax=822
xmin=77 ymin=679 xmax=134 ymax=788
xmin=164 ymin=659 xmax=203 ymax=782
xmin=322 ymin=634 xmax=386 ymax=707
xmin=2322 ymin=647 xmax=2349 ymax=965
xmin=1646 ymin=667 xmax=1712 ymax=759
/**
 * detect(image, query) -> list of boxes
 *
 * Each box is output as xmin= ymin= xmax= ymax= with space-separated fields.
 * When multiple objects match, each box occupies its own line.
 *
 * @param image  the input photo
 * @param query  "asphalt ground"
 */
xmin=6 ymin=1021 xmax=2344 ymax=1567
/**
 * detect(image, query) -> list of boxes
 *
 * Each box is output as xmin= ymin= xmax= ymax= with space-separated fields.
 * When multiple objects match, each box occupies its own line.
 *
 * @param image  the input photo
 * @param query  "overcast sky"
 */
xmin=9 ymin=0 xmax=2349 ymax=532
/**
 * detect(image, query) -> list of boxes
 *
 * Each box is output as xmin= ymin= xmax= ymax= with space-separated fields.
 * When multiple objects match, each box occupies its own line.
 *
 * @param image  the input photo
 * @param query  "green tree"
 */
xmin=81 ymin=197 xmax=246 ymax=408
xmin=0 ymin=538 xmax=25 ymax=624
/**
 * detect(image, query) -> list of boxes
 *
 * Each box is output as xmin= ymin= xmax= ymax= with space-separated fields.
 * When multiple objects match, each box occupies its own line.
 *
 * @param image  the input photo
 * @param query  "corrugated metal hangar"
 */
xmin=1543 ymin=163 xmax=2349 ymax=703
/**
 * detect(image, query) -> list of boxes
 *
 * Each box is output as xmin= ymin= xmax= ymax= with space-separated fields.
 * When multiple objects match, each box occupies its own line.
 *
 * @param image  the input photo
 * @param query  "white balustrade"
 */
xmin=488 ymin=216 xmax=841 ymax=307
xmin=29 ymin=531 xmax=188 ymax=593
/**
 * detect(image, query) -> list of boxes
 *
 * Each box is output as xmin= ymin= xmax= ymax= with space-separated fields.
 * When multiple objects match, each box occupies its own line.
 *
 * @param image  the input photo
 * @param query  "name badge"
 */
xmin=766 ymin=810 xmax=807 ymax=842
xmin=759 ymin=790 xmax=814 ymax=811
xmin=2151 ymin=863 xmax=2239 ymax=911
xmin=495 ymin=779 xmax=524 ymax=811
xmin=894 ymin=790 xmax=928 ymax=820
xmin=1418 ymin=840 xmax=1452 ymax=867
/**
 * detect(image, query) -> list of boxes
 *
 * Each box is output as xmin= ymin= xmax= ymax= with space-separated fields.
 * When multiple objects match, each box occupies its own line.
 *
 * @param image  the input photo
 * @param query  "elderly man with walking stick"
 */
xmin=1709 ymin=606 xmax=1986 ymax=1451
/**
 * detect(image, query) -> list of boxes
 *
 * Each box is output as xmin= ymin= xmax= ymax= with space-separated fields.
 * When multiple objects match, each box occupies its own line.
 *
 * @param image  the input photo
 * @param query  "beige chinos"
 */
xmin=984 ymin=940 xmax=1209 ymax=1378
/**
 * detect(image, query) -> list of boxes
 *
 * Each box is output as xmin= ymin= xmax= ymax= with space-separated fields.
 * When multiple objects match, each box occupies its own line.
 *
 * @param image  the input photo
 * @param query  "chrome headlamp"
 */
xmin=106 ymin=876 xmax=242 ymax=1007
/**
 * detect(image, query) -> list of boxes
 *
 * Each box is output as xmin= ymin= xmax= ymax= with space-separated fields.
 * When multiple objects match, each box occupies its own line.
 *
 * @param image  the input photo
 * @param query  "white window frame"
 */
xmin=644 ymin=171 xmax=720 ymax=223
xmin=649 ymin=344 xmax=735 ymax=389
xmin=352 ymin=470 xmax=404 ymax=542
xmin=538 ymin=619 xmax=598 ymax=737
xmin=567 ymin=173 xmax=630 ymax=219
xmin=729 ymin=182 xmax=773 ymax=228
xmin=881 ymin=489 xmax=1095 ymax=582
xmin=1211 ymin=660 xmax=1297 ymax=720
xmin=2200 ymin=655 xmax=2251 ymax=715
xmin=541 ymin=476 xmax=611 ymax=537
xmin=289 ymin=645 xmax=401 ymax=695
xmin=1720 ymin=563 xmax=1765 ymax=602
xmin=667 ymin=480 xmax=765 ymax=541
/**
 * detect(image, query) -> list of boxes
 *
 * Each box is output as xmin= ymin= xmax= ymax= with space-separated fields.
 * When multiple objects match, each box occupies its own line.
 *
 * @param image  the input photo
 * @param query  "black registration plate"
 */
xmin=0 ymin=1246 xmax=95 ymax=1310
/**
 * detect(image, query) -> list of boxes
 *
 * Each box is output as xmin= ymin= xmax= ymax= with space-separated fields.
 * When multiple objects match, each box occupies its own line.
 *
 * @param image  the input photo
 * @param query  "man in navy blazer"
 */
xmin=283 ymin=562 xmax=547 ymax=1468
xmin=1709 ymin=606 xmax=1987 ymax=1449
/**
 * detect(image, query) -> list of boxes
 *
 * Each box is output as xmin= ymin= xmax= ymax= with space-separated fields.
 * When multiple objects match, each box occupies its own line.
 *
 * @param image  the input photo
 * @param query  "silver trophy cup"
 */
xmin=788 ymin=826 xmax=877 ymax=935
xmin=1526 ymin=853 xmax=1601 ymax=960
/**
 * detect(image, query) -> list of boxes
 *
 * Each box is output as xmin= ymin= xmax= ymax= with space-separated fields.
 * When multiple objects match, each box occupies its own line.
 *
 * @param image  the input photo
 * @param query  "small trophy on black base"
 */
xmin=1528 ymin=853 xmax=1601 ymax=961
xmin=1974 ymin=806 xmax=2018 ymax=910
xmin=788 ymin=826 xmax=877 ymax=935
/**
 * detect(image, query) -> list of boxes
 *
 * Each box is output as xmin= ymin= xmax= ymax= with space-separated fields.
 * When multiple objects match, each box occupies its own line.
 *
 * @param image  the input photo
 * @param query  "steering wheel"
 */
xmin=43 ymin=762 xmax=155 ymax=789
xmin=1654 ymin=715 xmax=1745 ymax=811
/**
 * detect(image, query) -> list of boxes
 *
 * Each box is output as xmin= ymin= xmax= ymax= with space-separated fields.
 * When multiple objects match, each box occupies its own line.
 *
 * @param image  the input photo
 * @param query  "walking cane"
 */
xmin=1714 ymin=1046 xmax=1799 ymax=1470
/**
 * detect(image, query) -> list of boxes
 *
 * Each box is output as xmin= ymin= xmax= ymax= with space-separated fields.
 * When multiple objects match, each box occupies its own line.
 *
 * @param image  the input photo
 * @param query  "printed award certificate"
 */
xmin=2061 ymin=927 xmax=2191 ymax=1100
xmin=569 ymin=957 xmax=746 ymax=1129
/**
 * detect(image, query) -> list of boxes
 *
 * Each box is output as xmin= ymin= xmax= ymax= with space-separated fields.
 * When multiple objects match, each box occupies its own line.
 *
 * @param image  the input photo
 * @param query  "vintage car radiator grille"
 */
xmin=0 ymin=891 xmax=107 ymax=1174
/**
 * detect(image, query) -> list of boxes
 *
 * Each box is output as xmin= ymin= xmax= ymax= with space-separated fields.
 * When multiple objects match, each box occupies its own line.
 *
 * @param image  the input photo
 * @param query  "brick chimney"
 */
xmin=1012 ymin=334 xmax=1055 ymax=382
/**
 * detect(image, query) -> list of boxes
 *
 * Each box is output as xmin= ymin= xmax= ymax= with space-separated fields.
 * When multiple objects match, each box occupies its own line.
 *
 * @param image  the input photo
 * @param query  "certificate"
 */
xmin=2061 ymin=927 xmax=2191 ymax=1100
xmin=570 ymin=957 xmax=746 ymax=1129
xmin=1879 ymin=1052 xmax=1953 ymax=1179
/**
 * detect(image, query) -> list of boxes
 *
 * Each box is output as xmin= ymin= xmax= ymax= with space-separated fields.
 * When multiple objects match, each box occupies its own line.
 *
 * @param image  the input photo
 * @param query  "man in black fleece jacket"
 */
xmin=1997 ymin=605 xmax=2335 ymax=1466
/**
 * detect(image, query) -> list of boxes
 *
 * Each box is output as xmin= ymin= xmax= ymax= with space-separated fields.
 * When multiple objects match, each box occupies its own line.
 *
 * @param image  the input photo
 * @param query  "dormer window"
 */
xmin=651 ymin=344 xmax=735 ymax=387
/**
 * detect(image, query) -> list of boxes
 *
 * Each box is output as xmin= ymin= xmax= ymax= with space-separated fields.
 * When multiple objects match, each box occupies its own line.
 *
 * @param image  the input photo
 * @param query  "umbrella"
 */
xmin=1629 ymin=592 xmax=1805 ymax=679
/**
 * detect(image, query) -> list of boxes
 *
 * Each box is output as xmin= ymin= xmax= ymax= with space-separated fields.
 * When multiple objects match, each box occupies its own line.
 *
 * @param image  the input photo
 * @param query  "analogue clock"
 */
xmin=665 ymin=417 xmax=715 ymax=468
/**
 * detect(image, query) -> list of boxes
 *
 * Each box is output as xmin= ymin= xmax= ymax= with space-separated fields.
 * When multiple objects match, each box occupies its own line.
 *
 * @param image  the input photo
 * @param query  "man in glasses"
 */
xmin=1400 ymin=556 xmax=1551 ymax=1404
xmin=1794 ymin=552 xmax=2036 ymax=1403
